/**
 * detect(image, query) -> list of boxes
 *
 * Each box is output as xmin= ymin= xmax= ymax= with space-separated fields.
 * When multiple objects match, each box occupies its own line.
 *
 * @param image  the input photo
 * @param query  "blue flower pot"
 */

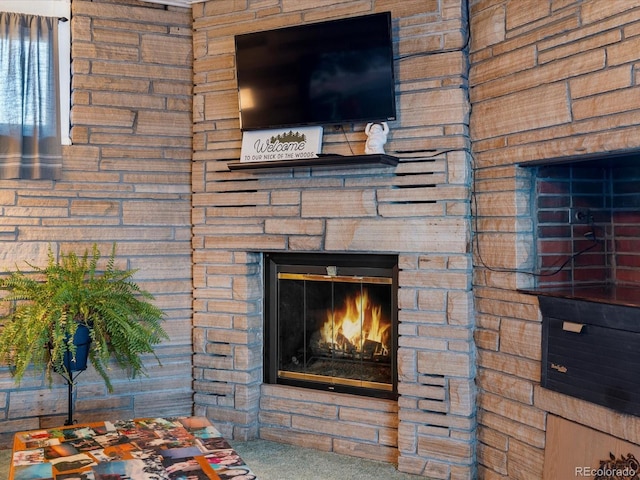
xmin=62 ymin=324 xmax=91 ymax=372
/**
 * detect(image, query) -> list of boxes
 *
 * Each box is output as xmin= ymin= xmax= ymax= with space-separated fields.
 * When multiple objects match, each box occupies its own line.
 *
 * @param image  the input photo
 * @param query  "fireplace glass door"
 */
xmin=265 ymin=253 xmax=398 ymax=399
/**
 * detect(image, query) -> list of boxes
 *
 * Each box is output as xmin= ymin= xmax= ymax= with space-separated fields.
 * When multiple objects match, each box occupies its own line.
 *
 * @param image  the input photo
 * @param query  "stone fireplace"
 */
xmin=191 ymin=3 xmax=474 ymax=478
xmin=191 ymin=145 xmax=475 ymax=478
xmin=191 ymin=154 xmax=475 ymax=477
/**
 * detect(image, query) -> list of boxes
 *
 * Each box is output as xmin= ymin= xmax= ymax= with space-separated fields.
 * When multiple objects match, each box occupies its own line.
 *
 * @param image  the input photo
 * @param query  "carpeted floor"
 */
xmin=1 ymin=449 xmax=11 ymax=480
xmin=229 ymin=439 xmax=421 ymax=479
xmin=1 ymin=440 xmax=423 ymax=479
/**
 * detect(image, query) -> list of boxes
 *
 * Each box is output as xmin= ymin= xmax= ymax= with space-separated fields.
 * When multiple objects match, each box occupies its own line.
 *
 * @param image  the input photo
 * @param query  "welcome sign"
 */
xmin=240 ymin=126 xmax=323 ymax=163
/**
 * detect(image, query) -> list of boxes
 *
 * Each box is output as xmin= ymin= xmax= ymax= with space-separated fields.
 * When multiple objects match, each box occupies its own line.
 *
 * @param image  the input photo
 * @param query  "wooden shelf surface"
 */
xmin=227 ymin=153 xmax=398 ymax=171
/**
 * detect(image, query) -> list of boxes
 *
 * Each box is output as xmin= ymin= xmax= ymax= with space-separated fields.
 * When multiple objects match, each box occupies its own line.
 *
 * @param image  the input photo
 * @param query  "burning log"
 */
xmin=335 ymin=329 xmax=356 ymax=353
xmin=363 ymin=339 xmax=388 ymax=360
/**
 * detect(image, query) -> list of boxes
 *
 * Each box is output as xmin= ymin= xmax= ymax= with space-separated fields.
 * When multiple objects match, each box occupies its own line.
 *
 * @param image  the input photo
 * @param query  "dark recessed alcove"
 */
xmin=525 ymin=152 xmax=640 ymax=287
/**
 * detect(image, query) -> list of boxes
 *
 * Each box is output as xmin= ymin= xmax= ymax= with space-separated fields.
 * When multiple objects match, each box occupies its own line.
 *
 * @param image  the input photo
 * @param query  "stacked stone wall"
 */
xmin=0 ymin=0 xmax=194 ymax=446
xmin=470 ymin=1 xmax=640 ymax=477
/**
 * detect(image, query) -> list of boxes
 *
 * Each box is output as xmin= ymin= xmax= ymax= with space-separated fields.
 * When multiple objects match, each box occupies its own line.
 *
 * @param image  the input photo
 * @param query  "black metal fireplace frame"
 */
xmin=264 ymin=252 xmax=399 ymax=399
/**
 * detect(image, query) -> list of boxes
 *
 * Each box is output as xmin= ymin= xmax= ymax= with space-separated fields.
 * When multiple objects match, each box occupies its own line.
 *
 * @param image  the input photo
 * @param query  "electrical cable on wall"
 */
xmin=470 ymin=150 xmax=604 ymax=278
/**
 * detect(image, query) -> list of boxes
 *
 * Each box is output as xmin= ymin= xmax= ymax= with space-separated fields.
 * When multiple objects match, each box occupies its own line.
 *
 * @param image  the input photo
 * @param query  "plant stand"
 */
xmin=63 ymin=370 xmax=85 ymax=426
xmin=60 ymin=324 xmax=91 ymax=425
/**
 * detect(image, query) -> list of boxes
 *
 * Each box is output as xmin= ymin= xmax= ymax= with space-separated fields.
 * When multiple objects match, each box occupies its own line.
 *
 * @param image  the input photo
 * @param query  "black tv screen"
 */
xmin=234 ymin=12 xmax=396 ymax=131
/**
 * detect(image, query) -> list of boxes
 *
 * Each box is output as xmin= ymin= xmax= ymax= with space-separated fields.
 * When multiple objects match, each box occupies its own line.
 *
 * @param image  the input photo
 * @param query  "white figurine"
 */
xmin=364 ymin=122 xmax=389 ymax=154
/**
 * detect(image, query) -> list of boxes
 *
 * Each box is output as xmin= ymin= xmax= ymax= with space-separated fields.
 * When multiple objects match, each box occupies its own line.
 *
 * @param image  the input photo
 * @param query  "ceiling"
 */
xmin=142 ymin=0 xmax=204 ymax=7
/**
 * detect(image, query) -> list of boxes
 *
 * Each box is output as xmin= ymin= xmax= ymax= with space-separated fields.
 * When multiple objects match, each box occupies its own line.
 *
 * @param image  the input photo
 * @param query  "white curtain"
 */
xmin=0 ymin=12 xmax=62 ymax=180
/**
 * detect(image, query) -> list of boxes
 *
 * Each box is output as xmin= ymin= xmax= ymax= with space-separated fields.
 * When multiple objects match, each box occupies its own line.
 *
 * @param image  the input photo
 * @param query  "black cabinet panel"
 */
xmin=539 ymin=296 xmax=640 ymax=416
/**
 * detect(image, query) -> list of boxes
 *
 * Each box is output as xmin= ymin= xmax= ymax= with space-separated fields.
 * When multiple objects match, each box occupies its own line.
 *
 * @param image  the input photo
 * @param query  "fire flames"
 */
xmin=319 ymin=289 xmax=390 ymax=359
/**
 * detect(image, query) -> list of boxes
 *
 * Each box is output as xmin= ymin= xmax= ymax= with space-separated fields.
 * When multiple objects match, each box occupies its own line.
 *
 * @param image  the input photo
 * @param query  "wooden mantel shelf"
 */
xmin=227 ymin=153 xmax=399 ymax=171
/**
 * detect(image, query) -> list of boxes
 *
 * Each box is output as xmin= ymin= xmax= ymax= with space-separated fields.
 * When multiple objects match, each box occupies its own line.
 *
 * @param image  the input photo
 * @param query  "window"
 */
xmin=1 ymin=0 xmax=70 ymax=145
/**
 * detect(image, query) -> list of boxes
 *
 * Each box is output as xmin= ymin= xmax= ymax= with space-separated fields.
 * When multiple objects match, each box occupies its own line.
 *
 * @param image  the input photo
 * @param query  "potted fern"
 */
xmin=0 ymin=243 xmax=168 ymax=394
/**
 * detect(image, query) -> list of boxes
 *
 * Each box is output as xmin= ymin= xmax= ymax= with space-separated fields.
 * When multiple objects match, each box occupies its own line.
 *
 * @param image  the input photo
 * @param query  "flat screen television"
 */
xmin=234 ymin=12 xmax=396 ymax=131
